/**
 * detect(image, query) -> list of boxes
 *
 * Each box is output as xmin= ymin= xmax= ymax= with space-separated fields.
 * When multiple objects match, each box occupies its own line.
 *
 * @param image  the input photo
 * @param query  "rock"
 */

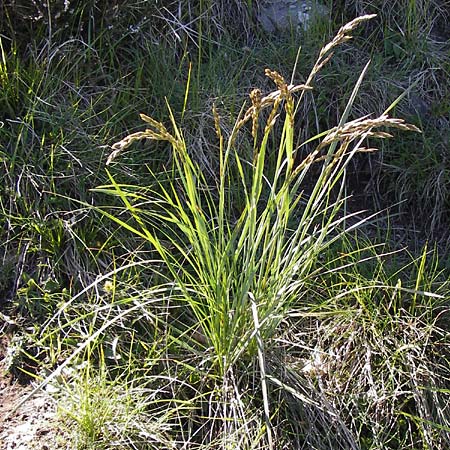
xmin=257 ymin=0 xmax=329 ymax=34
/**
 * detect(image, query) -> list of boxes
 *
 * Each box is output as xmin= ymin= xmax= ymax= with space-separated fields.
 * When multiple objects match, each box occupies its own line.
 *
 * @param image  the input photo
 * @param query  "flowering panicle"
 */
xmin=106 ymin=114 xmax=177 ymax=165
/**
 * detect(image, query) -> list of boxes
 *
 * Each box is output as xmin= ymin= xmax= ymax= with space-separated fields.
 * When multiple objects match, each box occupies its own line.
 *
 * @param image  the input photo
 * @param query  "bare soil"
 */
xmin=0 ymin=335 xmax=68 ymax=450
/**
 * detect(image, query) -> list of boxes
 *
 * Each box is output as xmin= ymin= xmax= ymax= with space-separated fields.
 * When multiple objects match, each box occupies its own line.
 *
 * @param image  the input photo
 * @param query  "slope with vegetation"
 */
xmin=1 ymin=1 xmax=449 ymax=449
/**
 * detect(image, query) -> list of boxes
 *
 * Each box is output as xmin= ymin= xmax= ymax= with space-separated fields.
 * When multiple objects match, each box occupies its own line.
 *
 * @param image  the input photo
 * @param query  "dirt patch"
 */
xmin=0 ymin=335 xmax=69 ymax=450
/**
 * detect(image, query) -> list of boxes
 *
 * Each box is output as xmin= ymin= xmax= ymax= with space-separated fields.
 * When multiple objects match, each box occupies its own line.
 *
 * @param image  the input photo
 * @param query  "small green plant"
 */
xmin=58 ymin=352 xmax=175 ymax=450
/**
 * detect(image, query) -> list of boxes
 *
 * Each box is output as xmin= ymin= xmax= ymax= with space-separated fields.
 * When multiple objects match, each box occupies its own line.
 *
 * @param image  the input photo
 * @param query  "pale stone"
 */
xmin=258 ymin=0 xmax=329 ymax=34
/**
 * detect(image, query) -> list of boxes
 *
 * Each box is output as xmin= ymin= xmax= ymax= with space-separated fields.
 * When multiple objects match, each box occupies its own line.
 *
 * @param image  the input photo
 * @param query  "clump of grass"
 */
xmin=103 ymin=14 xmax=408 ymax=372
xmin=56 ymin=352 xmax=178 ymax=450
